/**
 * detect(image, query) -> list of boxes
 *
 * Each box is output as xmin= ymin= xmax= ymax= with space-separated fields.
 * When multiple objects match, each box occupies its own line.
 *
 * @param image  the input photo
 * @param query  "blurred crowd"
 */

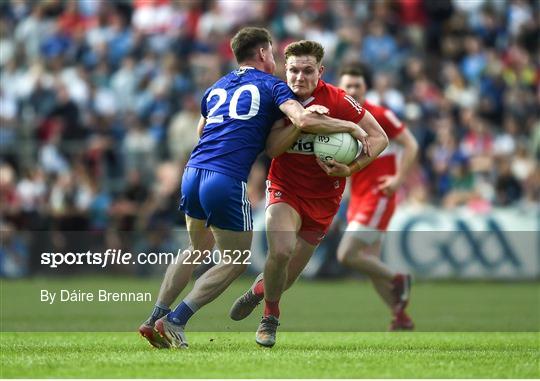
xmin=1 ymin=0 xmax=539 ymax=276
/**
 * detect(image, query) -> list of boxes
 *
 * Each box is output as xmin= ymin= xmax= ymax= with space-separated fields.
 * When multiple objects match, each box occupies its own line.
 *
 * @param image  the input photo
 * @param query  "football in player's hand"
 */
xmin=314 ymin=132 xmax=362 ymax=165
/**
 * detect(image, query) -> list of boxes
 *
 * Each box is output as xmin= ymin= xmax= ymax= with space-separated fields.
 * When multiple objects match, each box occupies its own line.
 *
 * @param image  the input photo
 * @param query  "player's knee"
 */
xmin=268 ymin=245 xmax=294 ymax=265
xmin=337 ymin=245 xmax=365 ymax=267
xmin=337 ymin=246 xmax=353 ymax=266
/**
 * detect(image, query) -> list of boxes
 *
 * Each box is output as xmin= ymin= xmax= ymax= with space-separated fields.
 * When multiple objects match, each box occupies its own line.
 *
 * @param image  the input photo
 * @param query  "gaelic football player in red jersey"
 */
xmin=337 ymin=63 xmax=419 ymax=331
xmin=230 ymin=41 xmax=389 ymax=347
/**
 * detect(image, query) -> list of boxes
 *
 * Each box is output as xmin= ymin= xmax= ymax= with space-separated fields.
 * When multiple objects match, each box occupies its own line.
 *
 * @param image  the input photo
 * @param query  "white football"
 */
xmin=314 ymin=132 xmax=361 ymax=165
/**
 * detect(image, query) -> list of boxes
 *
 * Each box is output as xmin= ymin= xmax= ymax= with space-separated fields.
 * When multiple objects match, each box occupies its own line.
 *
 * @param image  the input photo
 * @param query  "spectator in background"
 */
xmin=0 ymin=164 xmax=20 ymax=225
xmin=0 ymin=89 xmax=17 ymax=153
xmin=110 ymin=169 xmax=149 ymax=231
xmin=111 ymin=56 xmax=138 ymax=112
xmin=366 ymin=72 xmax=405 ymax=115
xmin=38 ymin=130 xmax=70 ymax=175
xmin=87 ymin=177 xmax=111 ymax=231
xmin=0 ymin=222 xmax=29 ymax=278
xmin=494 ymin=115 xmax=519 ymax=157
xmin=512 ymin=140 xmax=536 ymax=183
xmin=495 ymin=157 xmax=523 ymax=206
xmin=442 ymin=62 xmax=479 ymax=110
xmin=427 ymin=116 xmax=466 ymax=199
xmin=168 ymin=95 xmax=200 ymax=165
xmin=443 ymin=157 xmax=476 ymax=208
xmin=16 ymin=167 xmax=47 ymax=228
xmin=460 ymin=35 xmax=487 ymax=85
xmin=122 ymin=115 xmax=157 ymax=180
xmin=361 ymin=20 xmax=399 ymax=73
xmin=0 ymin=0 xmax=537 ymax=273
xmin=460 ymin=115 xmax=494 ymax=174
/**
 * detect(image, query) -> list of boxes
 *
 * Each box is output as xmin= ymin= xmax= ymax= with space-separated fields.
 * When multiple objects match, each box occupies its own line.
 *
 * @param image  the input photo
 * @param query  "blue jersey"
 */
xmin=187 ymin=67 xmax=295 ymax=181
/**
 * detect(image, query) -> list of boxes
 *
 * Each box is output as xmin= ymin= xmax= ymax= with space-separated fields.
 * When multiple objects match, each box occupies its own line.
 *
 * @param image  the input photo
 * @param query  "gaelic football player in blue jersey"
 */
xmin=139 ymin=27 xmax=371 ymax=349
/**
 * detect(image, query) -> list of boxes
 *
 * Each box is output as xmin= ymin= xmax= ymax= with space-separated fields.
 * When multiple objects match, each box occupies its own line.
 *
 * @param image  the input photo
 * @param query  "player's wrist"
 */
xmin=347 ymin=161 xmax=360 ymax=174
xmin=348 ymin=122 xmax=359 ymax=134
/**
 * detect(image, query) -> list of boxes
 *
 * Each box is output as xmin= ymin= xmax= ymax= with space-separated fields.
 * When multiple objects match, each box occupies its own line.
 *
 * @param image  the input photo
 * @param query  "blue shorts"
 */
xmin=180 ymin=167 xmax=253 ymax=231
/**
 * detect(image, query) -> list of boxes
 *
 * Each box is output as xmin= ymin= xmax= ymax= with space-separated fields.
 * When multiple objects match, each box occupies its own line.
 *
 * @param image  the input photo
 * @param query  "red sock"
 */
xmin=264 ymin=299 xmax=280 ymax=318
xmin=253 ymin=279 xmax=264 ymax=298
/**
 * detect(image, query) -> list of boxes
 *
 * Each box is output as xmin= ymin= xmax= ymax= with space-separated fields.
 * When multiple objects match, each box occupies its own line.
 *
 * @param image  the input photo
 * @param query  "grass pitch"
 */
xmin=1 ymin=332 xmax=538 ymax=378
xmin=1 ymin=276 xmax=539 ymax=378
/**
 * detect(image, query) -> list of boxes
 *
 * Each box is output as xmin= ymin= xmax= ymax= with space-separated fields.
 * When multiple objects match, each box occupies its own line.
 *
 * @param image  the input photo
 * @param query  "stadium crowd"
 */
xmin=0 ymin=0 xmax=539 ymax=276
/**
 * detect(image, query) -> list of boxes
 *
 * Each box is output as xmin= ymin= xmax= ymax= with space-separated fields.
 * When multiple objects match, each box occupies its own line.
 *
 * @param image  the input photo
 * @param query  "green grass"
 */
xmin=1 ymin=332 xmax=538 ymax=378
xmin=2 ymin=276 xmax=539 ymax=332
xmin=1 ymin=276 xmax=539 ymax=377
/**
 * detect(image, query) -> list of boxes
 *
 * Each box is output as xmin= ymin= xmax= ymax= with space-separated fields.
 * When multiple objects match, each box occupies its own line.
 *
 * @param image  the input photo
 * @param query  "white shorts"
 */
xmin=345 ymin=220 xmax=385 ymax=245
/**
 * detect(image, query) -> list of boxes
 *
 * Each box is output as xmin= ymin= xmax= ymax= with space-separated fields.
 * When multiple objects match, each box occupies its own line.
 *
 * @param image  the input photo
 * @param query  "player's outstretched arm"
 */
xmin=278 ymin=99 xmax=370 ymax=154
xmin=278 ymin=99 xmax=357 ymax=133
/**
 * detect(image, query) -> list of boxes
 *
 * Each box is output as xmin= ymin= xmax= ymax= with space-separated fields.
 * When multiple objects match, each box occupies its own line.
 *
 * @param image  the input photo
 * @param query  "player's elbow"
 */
xmin=382 ymin=132 xmax=390 ymax=148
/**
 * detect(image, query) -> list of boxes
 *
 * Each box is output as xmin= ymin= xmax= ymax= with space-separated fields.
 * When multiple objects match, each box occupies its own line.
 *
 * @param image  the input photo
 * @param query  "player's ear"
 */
xmin=318 ymin=65 xmax=324 ymax=78
xmin=258 ymin=45 xmax=270 ymax=62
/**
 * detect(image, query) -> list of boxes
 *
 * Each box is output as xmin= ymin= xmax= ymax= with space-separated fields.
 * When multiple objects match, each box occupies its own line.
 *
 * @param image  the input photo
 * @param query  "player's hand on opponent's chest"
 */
xmin=316 ymin=157 xmax=352 ymax=177
xmin=305 ymin=104 xmax=329 ymax=115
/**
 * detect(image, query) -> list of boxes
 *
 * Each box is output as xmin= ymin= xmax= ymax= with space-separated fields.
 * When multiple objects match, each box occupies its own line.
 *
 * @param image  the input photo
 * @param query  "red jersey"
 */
xmin=268 ymin=80 xmax=365 ymax=199
xmin=350 ymin=100 xmax=405 ymax=197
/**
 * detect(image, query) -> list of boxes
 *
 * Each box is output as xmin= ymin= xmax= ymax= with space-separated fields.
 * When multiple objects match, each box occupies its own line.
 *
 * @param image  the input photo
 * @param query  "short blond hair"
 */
xmin=284 ymin=40 xmax=325 ymax=64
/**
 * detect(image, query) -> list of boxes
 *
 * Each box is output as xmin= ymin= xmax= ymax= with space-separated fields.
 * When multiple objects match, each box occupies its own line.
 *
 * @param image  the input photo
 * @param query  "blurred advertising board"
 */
xmin=382 ymin=206 xmax=539 ymax=279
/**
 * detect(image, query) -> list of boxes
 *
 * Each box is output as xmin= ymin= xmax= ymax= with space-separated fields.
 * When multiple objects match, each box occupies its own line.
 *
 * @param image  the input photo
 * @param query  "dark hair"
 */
xmin=339 ymin=62 xmax=372 ymax=88
xmin=284 ymin=40 xmax=325 ymax=64
xmin=230 ymin=27 xmax=273 ymax=64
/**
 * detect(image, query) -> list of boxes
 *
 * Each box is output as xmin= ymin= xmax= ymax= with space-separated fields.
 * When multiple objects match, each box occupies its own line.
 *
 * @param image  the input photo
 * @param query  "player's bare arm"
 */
xmin=267 ymin=104 xmax=368 ymax=158
xmin=377 ymin=128 xmax=418 ymax=196
xmin=276 ymin=99 xmax=371 ymax=156
xmin=265 ymin=119 xmax=297 ymax=158
xmin=196 ymin=116 xmax=206 ymax=137
xmin=279 ymin=99 xmax=358 ymax=134
xmin=317 ymin=111 xmax=388 ymax=177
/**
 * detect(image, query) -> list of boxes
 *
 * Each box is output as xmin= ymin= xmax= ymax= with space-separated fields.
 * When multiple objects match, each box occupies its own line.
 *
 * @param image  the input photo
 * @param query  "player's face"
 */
xmin=285 ymin=55 xmax=324 ymax=100
xmin=260 ymin=43 xmax=277 ymax=74
xmin=339 ymin=74 xmax=366 ymax=104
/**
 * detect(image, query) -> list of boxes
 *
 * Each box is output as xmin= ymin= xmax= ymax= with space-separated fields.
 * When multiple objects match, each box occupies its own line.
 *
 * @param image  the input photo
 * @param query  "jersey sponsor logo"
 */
xmin=288 ymin=134 xmax=315 ymax=154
